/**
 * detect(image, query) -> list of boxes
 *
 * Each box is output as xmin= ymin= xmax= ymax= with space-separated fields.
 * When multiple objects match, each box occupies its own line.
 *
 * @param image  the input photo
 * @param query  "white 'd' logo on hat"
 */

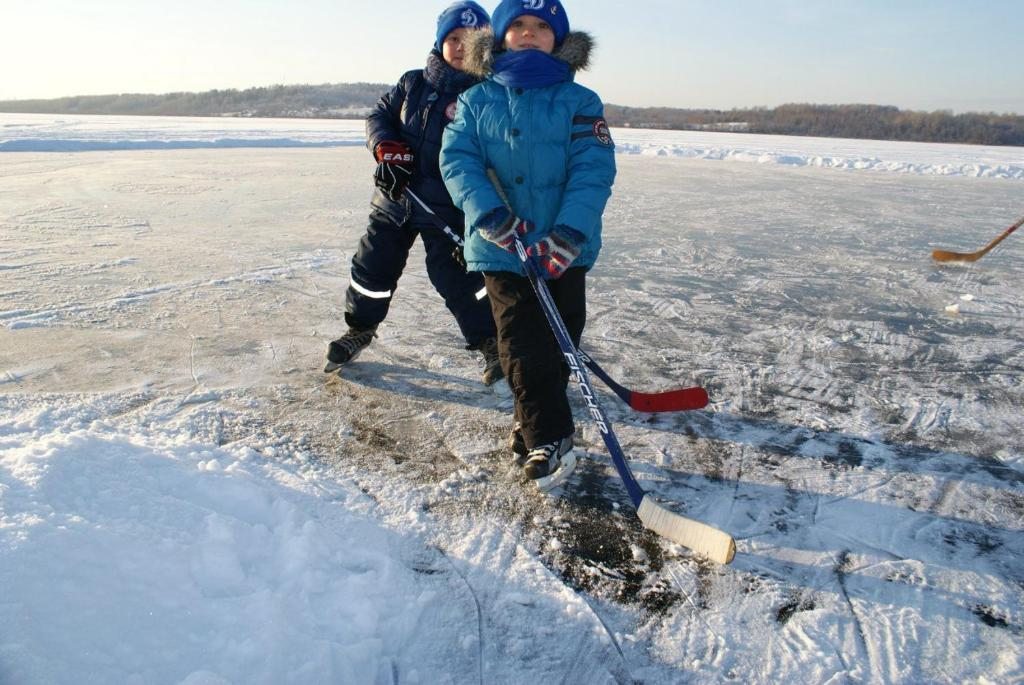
xmin=460 ymin=8 xmax=479 ymax=27
xmin=523 ymin=0 xmax=545 ymax=9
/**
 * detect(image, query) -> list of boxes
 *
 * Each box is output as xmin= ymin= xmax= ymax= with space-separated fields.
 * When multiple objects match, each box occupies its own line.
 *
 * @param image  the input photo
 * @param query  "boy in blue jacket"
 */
xmin=326 ymin=2 xmax=503 ymax=386
xmin=440 ymin=0 xmax=616 ymax=483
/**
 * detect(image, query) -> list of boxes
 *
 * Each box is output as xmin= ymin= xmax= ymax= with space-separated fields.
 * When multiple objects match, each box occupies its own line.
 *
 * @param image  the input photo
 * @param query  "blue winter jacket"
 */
xmin=440 ymin=31 xmax=616 ymax=275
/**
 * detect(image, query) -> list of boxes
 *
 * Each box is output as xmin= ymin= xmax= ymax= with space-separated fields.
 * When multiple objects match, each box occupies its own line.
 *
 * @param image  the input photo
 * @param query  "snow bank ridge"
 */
xmin=2 ymin=113 xmax=1020 ymax=180
xmin=616 ymin=143 xmax=1024 ymax=179
xmin=0 ymin=138 xmax=365 ymax=152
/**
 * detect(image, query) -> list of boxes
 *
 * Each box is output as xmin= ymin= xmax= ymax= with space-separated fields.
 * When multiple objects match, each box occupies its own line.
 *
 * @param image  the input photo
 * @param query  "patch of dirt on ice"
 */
xmin=833 ymin=440 xmax=865 ymax=469
xmin=942 ymin=526 xmax=1004 ymax=555
xmin=351 ymin=416 xmax=402 ymax=454
xmin=309 ymin=378 xmax=693 ymax=616
xmin=543 ymin=458 xmax=683 ymax=614
xmin=776 ymin=594 xmax=817 ymax=626
xmin=684 ymin=436 xmax=735 ymax=481
xmin=972 ymin=605 xmax=1022 ymax=635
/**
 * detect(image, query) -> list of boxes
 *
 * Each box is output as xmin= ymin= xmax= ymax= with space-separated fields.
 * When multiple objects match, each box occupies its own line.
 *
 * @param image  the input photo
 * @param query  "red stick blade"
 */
xmin=629 ymin=387 xmax=709 ymax=413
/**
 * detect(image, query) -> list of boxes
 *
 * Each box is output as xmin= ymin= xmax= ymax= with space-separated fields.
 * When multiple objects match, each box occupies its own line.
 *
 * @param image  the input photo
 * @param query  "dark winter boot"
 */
xmin=475 ymin=337 xmax=504 ymax=386
xmin=324 ymin=326 xmax=377 ymax=371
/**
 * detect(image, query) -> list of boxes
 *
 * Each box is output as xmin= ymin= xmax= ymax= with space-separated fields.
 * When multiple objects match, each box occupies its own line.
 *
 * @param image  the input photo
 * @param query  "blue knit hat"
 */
xmin=435 ymin=2 xmax=491 ymax=51
xmin=491 ymin=0 xmax=570 ymax=48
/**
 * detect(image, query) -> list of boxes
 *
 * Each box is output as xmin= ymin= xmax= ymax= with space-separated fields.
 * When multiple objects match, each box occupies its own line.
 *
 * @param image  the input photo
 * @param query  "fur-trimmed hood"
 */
xmin=460 ymin=29 xmax=594 ymax=78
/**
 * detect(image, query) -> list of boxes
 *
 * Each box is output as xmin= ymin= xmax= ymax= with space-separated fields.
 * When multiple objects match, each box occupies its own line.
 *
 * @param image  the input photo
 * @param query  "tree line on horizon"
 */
xmin=1 ymin=84 xmax=1021 ymax=146
xmin=0 ymin=84 xmax=388 ymax=119
xmin=605 ymin=103 xmax=1024 ymax=146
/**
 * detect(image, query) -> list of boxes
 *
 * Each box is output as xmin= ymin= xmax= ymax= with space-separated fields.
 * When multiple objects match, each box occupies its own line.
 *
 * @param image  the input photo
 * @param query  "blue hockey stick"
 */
xmin=513 ymin=236 xmax=735 ymax=563
xmin=405 ymin=188 xmax=708 ymax=413
xmin=479 ymin=172 xmax=733 ymax=563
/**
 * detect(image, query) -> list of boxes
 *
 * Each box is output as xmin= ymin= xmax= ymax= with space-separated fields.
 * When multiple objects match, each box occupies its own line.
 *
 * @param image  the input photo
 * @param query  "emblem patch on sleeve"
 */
xmin=593 ymin=118 xmax=613 ymax=146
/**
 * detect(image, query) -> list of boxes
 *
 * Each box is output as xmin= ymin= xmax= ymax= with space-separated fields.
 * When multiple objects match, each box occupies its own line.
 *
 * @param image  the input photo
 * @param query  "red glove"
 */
xmin=373 ymin=141 xmax=414 ymax=201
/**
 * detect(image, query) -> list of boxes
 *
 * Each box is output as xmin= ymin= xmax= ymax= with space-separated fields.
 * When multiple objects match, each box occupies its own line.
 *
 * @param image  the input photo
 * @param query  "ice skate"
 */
xmin=324 ymin=327 xmax=377 ymax=372
xmin=523 ymin=436 xmax=577 ymax=491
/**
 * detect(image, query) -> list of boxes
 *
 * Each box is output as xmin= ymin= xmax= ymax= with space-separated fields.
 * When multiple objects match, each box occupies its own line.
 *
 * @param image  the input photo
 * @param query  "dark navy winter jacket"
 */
xmin=366 ymin=52 xmax=481 ymax=231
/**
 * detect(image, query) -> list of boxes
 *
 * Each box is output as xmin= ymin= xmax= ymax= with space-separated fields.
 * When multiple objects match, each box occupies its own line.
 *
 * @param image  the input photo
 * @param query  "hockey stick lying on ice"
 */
xmin=932 ymin=214 xmax=1023 ymax=263
xmin=485 ymin=172 xmax=735 ymax=563
xmin=405 ymin=187 xmax=708 ymax=413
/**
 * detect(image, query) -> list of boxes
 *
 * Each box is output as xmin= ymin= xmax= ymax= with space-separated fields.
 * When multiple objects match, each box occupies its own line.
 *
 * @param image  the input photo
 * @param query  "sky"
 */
xmin=2 ymin=0 xmax=1023 ymax=114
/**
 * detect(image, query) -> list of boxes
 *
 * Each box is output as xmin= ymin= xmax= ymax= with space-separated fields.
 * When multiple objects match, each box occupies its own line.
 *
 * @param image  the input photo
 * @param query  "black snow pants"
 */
xmin=484 ymin=267 xmax=587 ymax=449
xmin=344 ymin=211 xmax=496 ymax=348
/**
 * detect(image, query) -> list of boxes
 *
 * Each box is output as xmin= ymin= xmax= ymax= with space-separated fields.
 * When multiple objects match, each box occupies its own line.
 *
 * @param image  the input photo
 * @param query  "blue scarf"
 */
xmin=424 ymin=50 xmax=480 ymax=94
xmin=492 ymin=50 xmax=571 ymax=89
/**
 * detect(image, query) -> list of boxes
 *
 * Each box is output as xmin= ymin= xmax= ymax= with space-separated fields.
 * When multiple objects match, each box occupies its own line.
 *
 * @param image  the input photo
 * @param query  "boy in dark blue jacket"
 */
xmin=326 ymin=2 xmax=502 ymax=386
xmin=441 ymin=0 xmax=616 ymax=483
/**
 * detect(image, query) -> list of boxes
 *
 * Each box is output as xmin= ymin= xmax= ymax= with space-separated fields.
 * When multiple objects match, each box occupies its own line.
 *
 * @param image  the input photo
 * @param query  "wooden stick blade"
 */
xmin=932 ymin=215 xmax=1023 ymax=263
xmin=932 ymin=249 xmax=982 ymax=263
xmin=637 ymin=495 xmax=736 ymax=564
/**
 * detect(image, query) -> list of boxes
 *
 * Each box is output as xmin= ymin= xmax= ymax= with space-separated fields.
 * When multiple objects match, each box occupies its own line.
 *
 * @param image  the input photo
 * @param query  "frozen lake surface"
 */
xmin=0 ymin=115 xmax=1021 ymax=683
xmin=4 ymin=112 xmax=1023 ymax=178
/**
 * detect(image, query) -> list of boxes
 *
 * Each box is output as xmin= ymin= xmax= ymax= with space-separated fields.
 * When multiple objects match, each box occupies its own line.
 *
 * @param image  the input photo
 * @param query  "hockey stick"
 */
xmin=405 ymin=188 xmax=708 ymax=413
xmin=932 ymin=214 xmax=1023 ymax=263
xmin=485 ymin=172 xmax=735 ymax=563
xmin=576 ymin=348 xmax=708 ymax=412
xmin=516 ymin=236 xmax=734 ymax=563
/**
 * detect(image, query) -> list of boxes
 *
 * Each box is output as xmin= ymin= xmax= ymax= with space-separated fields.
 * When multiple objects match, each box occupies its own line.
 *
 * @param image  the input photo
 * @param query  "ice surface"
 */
xmin=4 ymin=112 xmax=1022 ymax=178
xmin=0 ymin=113 xmax=366 ymax=151
xmin=0 ymin=115 xmax=1021 ymax=683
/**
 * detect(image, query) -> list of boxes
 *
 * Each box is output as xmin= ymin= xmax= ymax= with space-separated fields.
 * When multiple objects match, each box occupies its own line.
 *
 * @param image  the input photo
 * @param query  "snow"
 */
xmin=4 ymin=112 xmax=1022 ymax=178
xmin=0 ymin=113 xmax=365 ymax=152
xmin=1 ymin=397 xmax=444 ymax=683
xmin=1 ymin=113 xmax=1022 ymax=683
xmin=613 ymin=128 xmax=1024 ymax=179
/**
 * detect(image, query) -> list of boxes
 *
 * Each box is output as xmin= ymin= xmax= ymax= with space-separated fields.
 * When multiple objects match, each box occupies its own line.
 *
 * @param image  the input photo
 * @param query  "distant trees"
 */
xmin=0 ymin=83 xmax=390 ymax=119
xmin=603 ymin=103 xmax=1024 ymax=146
xmin=2 ymin=87 xmax=1022 ymax=146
